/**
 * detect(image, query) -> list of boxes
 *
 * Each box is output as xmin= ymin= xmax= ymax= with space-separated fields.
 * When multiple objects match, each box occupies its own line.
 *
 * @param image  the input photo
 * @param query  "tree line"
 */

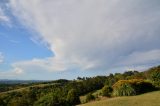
xmin=0 ymin=65 xmax=159 ymax=106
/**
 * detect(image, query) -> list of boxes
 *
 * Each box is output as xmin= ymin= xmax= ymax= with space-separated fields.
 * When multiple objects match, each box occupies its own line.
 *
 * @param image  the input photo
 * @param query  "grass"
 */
xmin=78 ymin=91 xmax=160 ymax=106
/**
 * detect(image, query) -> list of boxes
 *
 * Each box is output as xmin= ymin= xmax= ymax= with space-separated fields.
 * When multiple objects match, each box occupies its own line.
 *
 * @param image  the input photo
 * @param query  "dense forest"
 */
xmin=0 ymin=65 xmax=160 ymax=106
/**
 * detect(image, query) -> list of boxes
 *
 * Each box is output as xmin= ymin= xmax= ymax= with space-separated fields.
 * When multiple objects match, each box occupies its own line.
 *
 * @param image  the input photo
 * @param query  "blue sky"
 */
xmin=0 ymin=12 xmax=52 ymax=67
xmin=0 ymin=0 xmax=160 ymax=80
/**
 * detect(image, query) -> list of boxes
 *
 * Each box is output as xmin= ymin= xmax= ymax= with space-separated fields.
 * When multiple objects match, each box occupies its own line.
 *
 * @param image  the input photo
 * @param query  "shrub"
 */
xmin=101 ymin=86 xmax=113 ymax=97
xmin=112 ymin=79 xmax=155 ymax=96
xmin=86 ymin=93 xmax=95 ymax=102
xmin=151 ymin=71 xmax=160 ymax=87
xmin=113 ymin=83 xmax=136 ymax=96
xmin=34 ymin=89 xmax=68 ymax=106
xmin=66 ymin=89 xmax=80 ymax=105
xmin=133 ymin=80 xmax=156 ymax=94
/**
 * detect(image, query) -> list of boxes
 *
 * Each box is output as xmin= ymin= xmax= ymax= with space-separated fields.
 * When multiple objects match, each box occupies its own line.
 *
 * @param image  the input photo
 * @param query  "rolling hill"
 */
xmin=78 ymin=91 xmax=160 ymax=106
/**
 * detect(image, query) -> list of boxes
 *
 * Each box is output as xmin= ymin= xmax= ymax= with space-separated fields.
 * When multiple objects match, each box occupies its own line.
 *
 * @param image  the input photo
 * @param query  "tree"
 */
xmin=34 ymin=88 xmax=68 ymax=106
xmin=67 ymin=89 xmax=80 ymax=105
xmin=77 ymin=77 xmax=83 ymax=80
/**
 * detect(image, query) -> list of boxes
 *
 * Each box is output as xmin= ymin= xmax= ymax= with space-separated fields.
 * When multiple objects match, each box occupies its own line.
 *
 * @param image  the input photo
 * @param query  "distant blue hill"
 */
xmin=0 ymin=79 xmax=49 ymax=84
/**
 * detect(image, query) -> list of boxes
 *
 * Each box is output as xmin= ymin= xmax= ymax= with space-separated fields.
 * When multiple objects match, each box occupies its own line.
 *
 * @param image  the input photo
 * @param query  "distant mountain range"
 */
xmin=0 ymin=79 xmax=49 ymax=84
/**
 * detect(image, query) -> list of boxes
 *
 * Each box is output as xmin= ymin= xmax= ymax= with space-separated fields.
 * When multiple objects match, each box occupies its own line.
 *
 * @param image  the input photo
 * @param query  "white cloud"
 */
xmin=12 ymin=57 xmax=69 ymax=72
xmin=0 ymin=8 xmax=10 ymax=23
xmin=0 ymin=67 xmax=23 ymax=77
xmin=9 ymin=0 xmax=160 ymax=73
xmin=0 ymin=52 xmax=4 ymax=64
xmin=0 ymin=52 xmax=24 ymax=78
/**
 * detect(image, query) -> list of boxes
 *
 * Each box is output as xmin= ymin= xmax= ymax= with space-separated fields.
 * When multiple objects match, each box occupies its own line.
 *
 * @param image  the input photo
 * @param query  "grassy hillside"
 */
xmin=78 ymin=91 xmax=160 ymax=106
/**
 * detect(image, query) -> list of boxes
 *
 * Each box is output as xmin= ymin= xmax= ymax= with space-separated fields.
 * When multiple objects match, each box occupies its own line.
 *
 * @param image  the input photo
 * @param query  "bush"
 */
xmin=133 ymin=80 xmax=156 ymax=94
xmin=86 ymin=93 xmax=95 ymax=102
xmin=66 ymin=89 xmax=80 ymax=105
xmin=34 ymin=89 xmax=68 ymax=106
xmin=113 ymin=83 xmax=136 ymax=96
xmin=112 ymin=79 xmax=155 ymax=96
xmin=101 ymin=86 xmax=113 ymax=97
xmin=151 ymin=71 xmax=160 ymax=87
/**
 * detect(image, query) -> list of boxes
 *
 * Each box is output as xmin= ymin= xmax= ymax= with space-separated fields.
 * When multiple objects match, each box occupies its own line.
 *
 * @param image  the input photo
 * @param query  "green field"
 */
xmin=78 ymin=91 xmax=160 ymax=106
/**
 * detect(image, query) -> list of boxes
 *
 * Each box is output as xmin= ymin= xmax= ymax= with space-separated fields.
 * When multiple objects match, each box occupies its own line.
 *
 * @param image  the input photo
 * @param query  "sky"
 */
xmin=0 ymin=0 xmax=160 ymax=80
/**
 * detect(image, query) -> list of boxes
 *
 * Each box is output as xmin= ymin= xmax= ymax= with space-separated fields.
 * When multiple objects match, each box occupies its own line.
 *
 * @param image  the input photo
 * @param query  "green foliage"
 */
xmin=0 ymin=98 xmax=5 ymax=106
xmin=151 ymin=70 xmax=160 ymax=87
xmin=133 ymin=80 xmax=156 ymax=94
xmin=104 ymin=71 xmax=143 ymax=87
xmin=101 ymin=86 xmax=113 ymax=97
xmin=8 ymin=97 xmax=29 ymax=106
xmin=86 ymin=93 xmax=95 ymax=102
xmin=64 ymin=76 xmax=107 ymax=96
xmin=105 ymin=74 xmax=117 ymax=86
xmin=34 ymin=89 xmax=68 ymax=106
xmin=113 ymin=83 xmax=136 ymax=96
xmin=0 ymin=76 xmax=107 ymax=106
xmin=0 ymin=65 xmax=159 ymax=106
xmin=67 ymin=89 xmax=80 ymax=105
xmin=144 ymin=65 xmax=160 ymax=79
xmin=112 ymin=79 xmax=156 ymax=96
xmin=34 ymin=93 xmax=57 ymax=106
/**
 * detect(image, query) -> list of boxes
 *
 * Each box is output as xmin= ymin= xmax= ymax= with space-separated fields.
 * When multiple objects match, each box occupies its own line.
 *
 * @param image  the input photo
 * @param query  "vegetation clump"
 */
xmin=112 ymin=79 xmax=156 ymax=96
xmin=112 ymin=83 xmax=136 ymax=96
xmin=67 ymin=89 xmax=80 ymax=105
xmin=151 ymin=70 xmax=160 ymax=87
xmin=86 ymin=93 xmax=95 ymax=102
xmin=101 ymin=86 xmax=113 ymax=97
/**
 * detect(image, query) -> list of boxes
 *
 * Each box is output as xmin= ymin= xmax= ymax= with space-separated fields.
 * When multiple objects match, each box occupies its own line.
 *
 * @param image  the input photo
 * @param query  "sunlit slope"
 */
xmin=79 ymin=91 xmax=160 ymax=106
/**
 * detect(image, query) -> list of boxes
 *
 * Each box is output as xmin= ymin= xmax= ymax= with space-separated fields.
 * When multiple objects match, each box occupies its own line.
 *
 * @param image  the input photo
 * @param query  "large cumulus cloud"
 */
xmin=8 ymin=0 xmax=160 ymax=73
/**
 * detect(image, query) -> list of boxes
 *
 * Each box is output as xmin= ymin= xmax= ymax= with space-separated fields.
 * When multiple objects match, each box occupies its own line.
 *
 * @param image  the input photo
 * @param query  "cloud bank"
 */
xmin=8 ymin=0 xmax=160 ymax=75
